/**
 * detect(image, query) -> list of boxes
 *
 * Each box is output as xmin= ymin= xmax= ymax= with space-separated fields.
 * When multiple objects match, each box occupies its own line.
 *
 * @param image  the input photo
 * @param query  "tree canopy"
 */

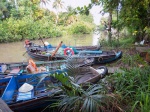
xmin=76 ymin=0 xmax=150 ymax=40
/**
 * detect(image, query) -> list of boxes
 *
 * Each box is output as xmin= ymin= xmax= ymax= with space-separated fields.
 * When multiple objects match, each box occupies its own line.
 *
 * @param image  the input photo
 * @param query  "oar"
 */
xmin=51 ymin=41 xmax=63 ymax=59
xmin=23 ymin=51 xmax=27 ymax=56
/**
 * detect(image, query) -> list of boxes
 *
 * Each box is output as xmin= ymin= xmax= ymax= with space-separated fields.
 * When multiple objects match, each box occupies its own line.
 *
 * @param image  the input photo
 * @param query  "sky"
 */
xmin=41 ymin=0 xmax=107 ymax=25
xmin=63 ymin=0 xmax=103 ymax=25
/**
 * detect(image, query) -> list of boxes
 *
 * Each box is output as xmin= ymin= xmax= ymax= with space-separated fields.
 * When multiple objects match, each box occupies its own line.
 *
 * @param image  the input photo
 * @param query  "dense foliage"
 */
xmin=42 ymin=46 xmax=150 ymax=112
xmin=1 ymin=1 xmax=150 ymax=111
xmin=76 ymin=0 xmax=150 ymax=42
xmin=0 ymin=16 xmax=62 ymax=42
xmin=104 ymin=66 xmax=150 ymax=112
xmin=0 ymin=0 xmax=94 ymax=43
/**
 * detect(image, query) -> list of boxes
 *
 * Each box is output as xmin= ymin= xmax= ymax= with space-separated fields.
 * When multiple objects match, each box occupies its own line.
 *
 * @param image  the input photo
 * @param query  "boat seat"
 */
xmin=8 ymin=68 xmax=21 ymax=76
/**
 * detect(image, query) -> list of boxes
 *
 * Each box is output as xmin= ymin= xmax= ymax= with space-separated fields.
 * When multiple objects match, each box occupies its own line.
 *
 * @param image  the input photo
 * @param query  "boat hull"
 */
xmin=93 ymin=51 xmax=122 ymax=64
xmin=1 ymin=72 xmax=63 ymax=112
xmin=26 ymin=48 xmax=122 ymax=64
xmin=9 ymin=96 xmax=52 ymax=112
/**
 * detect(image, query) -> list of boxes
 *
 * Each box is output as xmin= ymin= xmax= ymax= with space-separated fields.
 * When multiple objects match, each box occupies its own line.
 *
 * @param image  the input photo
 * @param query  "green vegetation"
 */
xmin=0 ymin=0 xmax=94 ymax=43
xmin=67 ymin=21 xmax=93 ymax=34
xmin=104 ymin=66 xmax=150 ymax=112
xmin=0 ymin=17 xmax=62 ymax=42
xmin=100 ymin=36 xmax=135 ymax=48
xmin=1 ymin=0 xmax=150 ymax=111
xmin=77 ymin=0 xmax=150 ymax=43
xmin=37 ymin=36 xmax=149 ymax=112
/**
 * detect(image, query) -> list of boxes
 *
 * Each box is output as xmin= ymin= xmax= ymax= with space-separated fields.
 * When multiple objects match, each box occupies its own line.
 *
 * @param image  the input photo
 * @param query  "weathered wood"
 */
xmin=0 ymin=98 xmax=13 ymax=112
xmin=136 ymin=47 xmax=150 ymax=52
xmin=107 ymin=67 xmax=124 ymax=74
xmin=136 ymin=47 xmax=150 ymax=57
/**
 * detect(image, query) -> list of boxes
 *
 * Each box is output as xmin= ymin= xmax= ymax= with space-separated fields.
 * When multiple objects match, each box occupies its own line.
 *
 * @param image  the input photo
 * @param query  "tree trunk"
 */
xmin=14 ymin=0 xmax=18 ymax=11
xmin=107 ymin=11 xmax=112 ymax=44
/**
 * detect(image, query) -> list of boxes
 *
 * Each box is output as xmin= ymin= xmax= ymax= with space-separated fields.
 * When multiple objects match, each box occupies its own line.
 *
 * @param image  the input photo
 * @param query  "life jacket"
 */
xmin=26 ymin=59 xmax=38 ymax=73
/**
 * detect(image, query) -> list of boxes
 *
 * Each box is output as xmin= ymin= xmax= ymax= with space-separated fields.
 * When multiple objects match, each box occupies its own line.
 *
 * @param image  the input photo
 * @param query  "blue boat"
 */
xmin=0 ymin=70 xmax=64 ymax=112
xmin=24 ymin=40 xmax=102 ymax=61
xmin=24 ymin=40 xmax=101 ymax=52
xmin=26 ymin=43 xmax=122 ymax=64
xmin=77 ymin=50 xmax=122 ymax=64
xmin=0 ymin=57 xmax=94 ymax=77
xmin=0 ymin=65 xmax=108 ymax=112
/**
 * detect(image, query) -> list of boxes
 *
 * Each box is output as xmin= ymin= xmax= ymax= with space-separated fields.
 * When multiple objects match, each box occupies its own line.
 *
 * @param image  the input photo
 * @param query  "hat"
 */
xmin=18 ymin=83 xmax=34 ymax=93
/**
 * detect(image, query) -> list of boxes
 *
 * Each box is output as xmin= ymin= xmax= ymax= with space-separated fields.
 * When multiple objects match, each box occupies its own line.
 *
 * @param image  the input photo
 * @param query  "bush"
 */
xmin=0 ymin=16 xmax=62 ymax=43
xmin=67 ymin=21 xmax=93 ymax=34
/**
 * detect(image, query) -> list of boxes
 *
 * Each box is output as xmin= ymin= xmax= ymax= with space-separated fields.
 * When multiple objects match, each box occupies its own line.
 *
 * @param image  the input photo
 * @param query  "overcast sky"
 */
xmin=41 ymin=0 xmax=106 ymax=25
xmin=63 ymin=0 xmax=103 ymax=25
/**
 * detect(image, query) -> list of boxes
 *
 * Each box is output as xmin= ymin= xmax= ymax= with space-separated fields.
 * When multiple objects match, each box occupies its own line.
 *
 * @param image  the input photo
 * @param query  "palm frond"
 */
xmin=40 ymin=0 xmax=50 ymax=6
xmin=65 ymin=57 xmax=85 ymax=77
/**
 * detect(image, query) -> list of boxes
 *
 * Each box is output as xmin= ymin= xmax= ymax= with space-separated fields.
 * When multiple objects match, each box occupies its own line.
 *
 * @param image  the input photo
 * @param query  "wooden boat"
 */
xmin=24 ymin=40 xmax=101 ymax=60
xmin=0 ymin=60 xmax=67 ymax=75
xmin=0 ymin=65 xmax=108 ymax=112
xmin=0 ymin=70 xmax=64 ymax=112
xmin=24 ymin=40 xmax=101 ymax=51
xmin=75 ymin=66 xmax=108 ymax=84
xmin=25 ymin=45 xmax=122 ymax=64
xmin=77 ymin=50 xmax=122 ymax=64
xmin=0 ymin=57 xmax=94 ymax=77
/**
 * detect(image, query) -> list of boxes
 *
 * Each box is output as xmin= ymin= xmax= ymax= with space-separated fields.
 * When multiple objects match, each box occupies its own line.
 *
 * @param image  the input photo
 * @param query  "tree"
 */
xmin=0 ymin=0 xmax=14 ymax=19
xmin=119 ymin=0 xmax=150 ymax=40
xmin=76 ymin=0 xmax=120 ymax=43
xmin=52 ymin=0 xmax=64 ymax=24
xmin=76 ymin=0 xmax=150 ymax=42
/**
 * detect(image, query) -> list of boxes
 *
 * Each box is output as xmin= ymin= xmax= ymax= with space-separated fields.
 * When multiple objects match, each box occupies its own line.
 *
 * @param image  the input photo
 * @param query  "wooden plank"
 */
xmin=0 ymin=98 xmax=13 ymax=112
xmin=107 ymin=67 xmax=124 ymax=74
xmin=136 ymin=47 xmax=150 ymax=57
xmin=136 ymin=46 xmax=150 ymax=52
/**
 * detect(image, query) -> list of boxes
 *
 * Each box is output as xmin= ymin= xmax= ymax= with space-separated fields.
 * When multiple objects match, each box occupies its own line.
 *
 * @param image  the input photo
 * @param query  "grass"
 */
xmin=104 ymin=66 xmax=150 ymax=112
xmin=42 ymin=36 xmax=150 ymax=112
xmin=99 ymin=37 xmax=136 ymax=49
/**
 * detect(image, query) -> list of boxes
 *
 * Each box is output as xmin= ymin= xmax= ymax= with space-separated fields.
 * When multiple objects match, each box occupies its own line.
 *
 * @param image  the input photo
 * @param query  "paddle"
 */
xmin=23 ymin=51 xmax=27 ymax=56
xmin=50 ymin=41 xmax=63 ymax=60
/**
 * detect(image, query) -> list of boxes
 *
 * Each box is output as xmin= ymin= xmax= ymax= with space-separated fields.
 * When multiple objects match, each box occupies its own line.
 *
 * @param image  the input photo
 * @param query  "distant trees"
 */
xmin=0 ymin=0 xmax=95 ymax=43
xmin=52 ymin=0 xmax=64 ymax=24
xmin=0 ymin=0 xmax=13 ymax=20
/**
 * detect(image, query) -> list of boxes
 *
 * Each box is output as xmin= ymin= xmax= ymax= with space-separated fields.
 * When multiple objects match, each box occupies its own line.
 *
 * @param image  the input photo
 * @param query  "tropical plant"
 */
xmin=40 ymin=0 xmax=50 ymax=6
xmin=42 ymin=75 xmax=121 ymax=112
xmin=39 ymin=58 xmax=122 ymax=112
xmin=52 ymin=0 xmax=64 ymax=24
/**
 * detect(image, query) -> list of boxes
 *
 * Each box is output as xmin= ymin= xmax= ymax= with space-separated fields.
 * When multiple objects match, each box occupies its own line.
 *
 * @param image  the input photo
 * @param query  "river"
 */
xmin=0 ymin=34 xmax=100 ymax=63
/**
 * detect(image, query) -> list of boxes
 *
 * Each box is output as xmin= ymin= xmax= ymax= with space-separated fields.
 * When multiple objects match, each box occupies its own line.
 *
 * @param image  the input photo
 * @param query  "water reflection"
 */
xmin=92 ymin=34 xmax=100 ymax=45
xmin=0 ymin=34 xmax=100 ymax=63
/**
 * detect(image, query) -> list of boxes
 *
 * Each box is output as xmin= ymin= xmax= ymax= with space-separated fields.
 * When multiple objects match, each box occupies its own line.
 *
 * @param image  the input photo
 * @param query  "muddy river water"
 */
xmin=0 ymin=34 xmax=100 ymax=63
